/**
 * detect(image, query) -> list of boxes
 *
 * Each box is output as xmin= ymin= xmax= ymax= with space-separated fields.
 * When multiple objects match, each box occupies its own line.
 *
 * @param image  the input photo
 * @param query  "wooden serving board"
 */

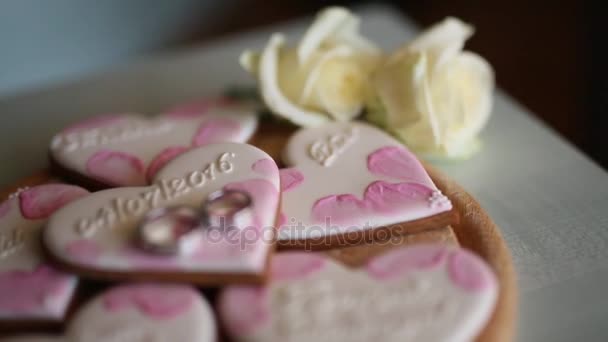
xmin=0 ymin=121 xmax=517 ymax=341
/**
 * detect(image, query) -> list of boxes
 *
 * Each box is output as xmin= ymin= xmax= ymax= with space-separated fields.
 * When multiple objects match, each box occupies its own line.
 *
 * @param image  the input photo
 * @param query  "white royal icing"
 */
xmin=44 ymin=143 xmax=280 ymax=280
xmin=50 ymin=99 xmax=258 ymax=187
xmin=278 ymin=121 xmax=452 ymax=243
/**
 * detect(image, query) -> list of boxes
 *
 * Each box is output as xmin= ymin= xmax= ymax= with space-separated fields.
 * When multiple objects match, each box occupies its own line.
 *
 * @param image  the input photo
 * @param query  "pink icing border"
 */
xmin=279 ymin=168 xmax=304 ymax=192
xmin=192 ymin=118 xmax=242 ymax=147
xmin=0 ymin=265 xmax=73 ymax=315
xmin=271 ymin=252 xmax=327 ymax=281
xmin=85 ymin=150 xmax=145 ymax=186
xmin=218 ymin=253 xmax=326 ymax=337
xmin=277 ymin=212 xmax=287 ymax=229
xmin=447 ymin=249 xmax=496 ymax=292
xmin=311 ymin=181 xmax=433 ymax=224
xmin=0 ymin=199 xmax=10 ymax=220
xmin=223 ymin=178 xmax=279 ymax=230
xmin=65 ymin=239 xmax=102 ymax=265
xmin=367 ymin=245 xmax=496 ymax=292
xmin=102 ymin=284 xmax=197 ymax=320
xmin=191 ymin=231 xmax=257 ymax=261
xmin=146 ymin=146 xmax=189 ymax=182
xmin=218 ymin=287 xmax=269 ymax=336
xmin=366 ymin=244 xmax=448 ymax=280
xmin=18 ymin=184 xmax=88 ymax=220
xmin=219 ymin=246 xmax=497 ymax=340
xmin=252 ymin=158 xmax=279 ymax=180
xmin=367 ymin=145 xmax=434 ymax=186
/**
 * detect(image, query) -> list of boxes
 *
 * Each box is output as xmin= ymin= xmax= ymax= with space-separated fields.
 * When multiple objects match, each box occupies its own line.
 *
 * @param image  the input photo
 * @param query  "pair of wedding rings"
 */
xmin=136 ymin=189 xmax=253 ymax=256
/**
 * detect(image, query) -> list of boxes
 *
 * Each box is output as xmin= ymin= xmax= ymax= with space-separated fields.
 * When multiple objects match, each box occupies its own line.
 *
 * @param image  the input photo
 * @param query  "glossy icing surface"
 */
xmin=44 ymin=143 xmax=280 ymax=277
xmin=5 ymin=283 xmax=216 ymax=342
xmin=0 ymin=184 xmax=88 ymax=321
xmin=67 ymin=284 xmax=216 ymax=342
xmin=50 ymin=98 xmax=258 ymax=187
xmin=219 ymin=245 xmax=498 ymax=342
xmin=278 ymin=122 xmax=452 ymax=242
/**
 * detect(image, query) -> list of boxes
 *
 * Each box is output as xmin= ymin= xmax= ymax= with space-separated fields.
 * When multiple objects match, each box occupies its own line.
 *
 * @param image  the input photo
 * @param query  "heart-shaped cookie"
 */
xmin=50 ymin=97 xmax=258 ymax=189
xmin=277 ymin=122 xmax=455 ymax=249
xmin=4 ymin=283 xmax=216 ymax=342
xmin=44 ymin=143 xmax=280 ymax=285
xmin=219 ymin=245 xmax=498 ymax=342
xmin=0 ymin=184 xmax=88 ymax=327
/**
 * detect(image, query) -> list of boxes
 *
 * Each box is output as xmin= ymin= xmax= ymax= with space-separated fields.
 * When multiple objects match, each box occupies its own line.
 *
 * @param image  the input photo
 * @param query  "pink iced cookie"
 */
xmin=278 ymin=122 xmax=453 ymax=248
xmin=219 ymin=245 xmax=498 ymax=342
xmin=43 ymin=143 xmax=280 ymax=285
xmin=50 ymin=97 xmax=258 ymax=188
xmin=9 ymin=283 xmax=216 ymax=342
xmin=0 ymin=184 xmax=88 ymax=323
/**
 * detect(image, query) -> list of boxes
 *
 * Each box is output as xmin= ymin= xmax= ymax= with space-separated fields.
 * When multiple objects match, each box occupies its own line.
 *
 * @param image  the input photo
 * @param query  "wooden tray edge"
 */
xmin=425 ymin=162 xmax=518 ymax=342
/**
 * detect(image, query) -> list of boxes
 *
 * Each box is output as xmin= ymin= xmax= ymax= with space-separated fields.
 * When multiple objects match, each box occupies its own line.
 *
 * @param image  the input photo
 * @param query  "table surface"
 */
xmin=1 ymin=4 xmax=607 ymax=341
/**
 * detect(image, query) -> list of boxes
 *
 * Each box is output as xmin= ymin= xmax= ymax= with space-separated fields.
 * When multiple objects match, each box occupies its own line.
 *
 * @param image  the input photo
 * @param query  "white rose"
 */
xmin=368 ymin=17 xmax=494 ymax=159
xmin=241 ymin=7 xmax=380 ymax=126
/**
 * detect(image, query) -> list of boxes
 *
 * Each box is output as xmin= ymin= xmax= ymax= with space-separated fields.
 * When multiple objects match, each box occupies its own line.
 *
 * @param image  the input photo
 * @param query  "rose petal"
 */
xmin=407 ymin=17 xmax=474 ymax=70
xmin=258 ymin=34 xmax=330 ymax=127
xmin=298 ymin=7 xmax=378 ymax=64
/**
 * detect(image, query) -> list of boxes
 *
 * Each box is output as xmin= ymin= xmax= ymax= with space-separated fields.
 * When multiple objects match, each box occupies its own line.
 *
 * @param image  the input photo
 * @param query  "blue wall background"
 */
xmin=0 ymin=0 xmax=226 ymax=97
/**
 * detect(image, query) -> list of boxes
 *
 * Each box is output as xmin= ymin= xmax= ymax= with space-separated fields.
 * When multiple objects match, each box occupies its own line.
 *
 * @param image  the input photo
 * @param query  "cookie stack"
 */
xmin=0 ymin=96 xmax=502 ymax=342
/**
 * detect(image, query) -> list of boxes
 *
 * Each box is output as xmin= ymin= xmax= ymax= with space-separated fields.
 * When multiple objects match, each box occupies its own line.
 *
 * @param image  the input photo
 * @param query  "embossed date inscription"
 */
xmin=308 ymin=128 xmax=357 ymax=167
xmin=75 ymin=152 xmax=236 ymax=237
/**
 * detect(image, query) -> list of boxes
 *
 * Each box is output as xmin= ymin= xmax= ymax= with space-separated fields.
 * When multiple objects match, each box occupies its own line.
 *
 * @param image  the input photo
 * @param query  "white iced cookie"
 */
xmin=277 ymin=121 xmax=453 ymax=249
xmin=6 ymin=283 xmax=216 ymax=342
xmin=219 ymin=245 xmax=498 ymax=342
xmin=44 ymin=143 xmax=280 ymax=285
xmin=0 ymin=184 xmax=88 ymax=324
xmin=50 ymin=97 xmax=258 ymax=188
xmin=67 ymin=283 xmax=215 ymax=342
